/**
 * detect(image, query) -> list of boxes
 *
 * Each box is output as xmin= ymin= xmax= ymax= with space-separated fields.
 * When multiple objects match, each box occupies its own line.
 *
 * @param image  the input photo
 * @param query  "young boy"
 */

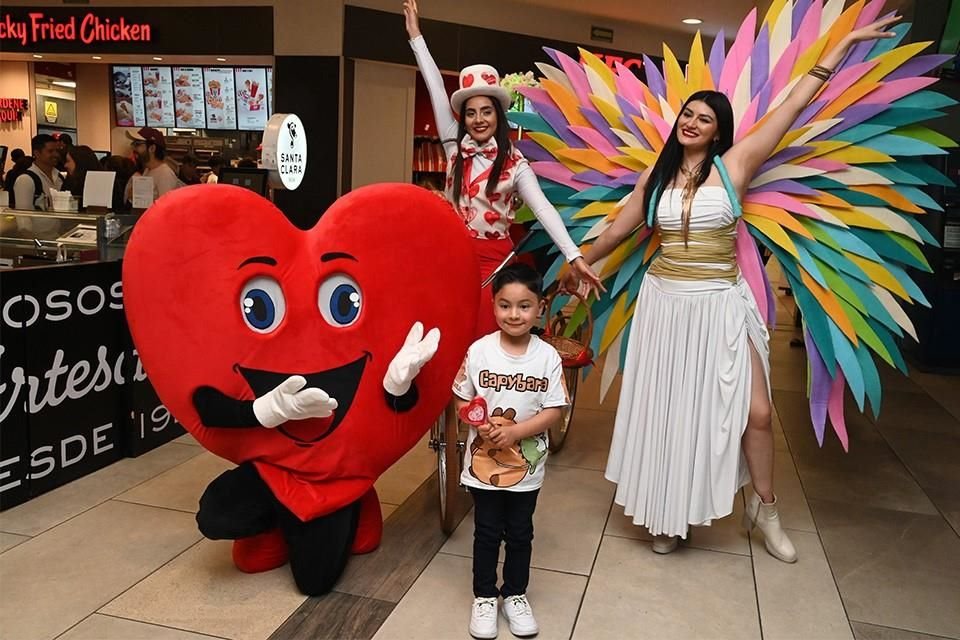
xmin=453 ymin=263 xmax=568 ymax=639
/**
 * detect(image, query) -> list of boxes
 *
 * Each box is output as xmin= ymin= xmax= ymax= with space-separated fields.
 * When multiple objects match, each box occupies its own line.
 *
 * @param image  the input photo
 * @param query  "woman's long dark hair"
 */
xmin=641 ymin=91 xmax=734 ymax=237
xmin=447 ymin=96 xmax=512 ymax=203
xmin=64 ymin=145 xmax=101 ymax=198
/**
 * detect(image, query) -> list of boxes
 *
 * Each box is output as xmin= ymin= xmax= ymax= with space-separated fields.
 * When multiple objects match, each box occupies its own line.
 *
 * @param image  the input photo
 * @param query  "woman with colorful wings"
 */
xmin=544 ymin=1 xmax=952 ymax=561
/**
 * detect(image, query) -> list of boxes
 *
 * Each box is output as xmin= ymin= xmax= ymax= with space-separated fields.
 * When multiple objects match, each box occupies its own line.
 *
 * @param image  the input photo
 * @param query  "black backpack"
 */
xmin=7 ymin=168 xmax=43 ymax=209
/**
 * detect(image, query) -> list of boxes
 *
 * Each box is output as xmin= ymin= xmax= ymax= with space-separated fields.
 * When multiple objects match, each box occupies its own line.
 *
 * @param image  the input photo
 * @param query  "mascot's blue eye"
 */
xmin=240 ymin=277 xmax=286 ymax=333
xmin=318 ymin=275 xmax=362 ymax=327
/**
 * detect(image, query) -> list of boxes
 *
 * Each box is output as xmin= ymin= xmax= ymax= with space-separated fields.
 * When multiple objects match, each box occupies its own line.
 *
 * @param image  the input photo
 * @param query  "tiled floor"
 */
xmin=2 ymin=285 xmax=958 ymax=640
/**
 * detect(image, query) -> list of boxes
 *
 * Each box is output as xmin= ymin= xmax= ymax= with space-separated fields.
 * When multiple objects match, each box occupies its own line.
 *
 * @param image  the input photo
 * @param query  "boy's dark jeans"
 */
xmin=469 ymin=487 xmax=540 ymax=598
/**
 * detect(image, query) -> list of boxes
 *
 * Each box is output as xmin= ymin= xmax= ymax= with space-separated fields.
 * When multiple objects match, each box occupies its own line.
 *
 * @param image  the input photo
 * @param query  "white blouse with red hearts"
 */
xmin=410 ymin=36 xmax=582 ymax=262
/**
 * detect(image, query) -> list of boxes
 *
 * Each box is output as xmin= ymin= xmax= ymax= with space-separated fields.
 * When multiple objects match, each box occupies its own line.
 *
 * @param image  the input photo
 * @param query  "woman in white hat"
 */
xmin=404 ymin=0 xmax=602 ymax=338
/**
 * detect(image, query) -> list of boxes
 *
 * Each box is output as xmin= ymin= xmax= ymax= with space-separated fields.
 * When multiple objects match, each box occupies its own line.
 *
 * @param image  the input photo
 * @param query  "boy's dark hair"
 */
xmin=492 ymin=263 xmax=543 ymax=298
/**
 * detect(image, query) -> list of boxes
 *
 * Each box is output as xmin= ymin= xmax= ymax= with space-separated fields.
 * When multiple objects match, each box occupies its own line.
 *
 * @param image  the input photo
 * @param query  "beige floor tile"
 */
xmin=175 ymin=433 xmax=203 ymax=447
xmin=441 ymin=466 xmax=613 ymax=575
xmin=101 ymin=538 xmax=306 ymax=640
xmin=810 ymin=499 xmax=960 ymax=639
xmin=374 ymin=432 xmax=435 ymax=506
xmin=115 ymin=452 xmax=236 ymax=513
xmin=773 ymin=447 xmax=819 ymax=533
xmin=604 ymin=493 xmax=751 ymax=556
xmin=59 ymin=613 xmax=224 ymax=640
xmin=381 ymin=503 xmax=398 ymax=521
xmin=0 ymin=442 xmax=202 ymax=536
xmin=851 ymin=621 xmax=954 ymax=640
xmin=372 ymin=552 xmax=586 ymax=640
xmin=573 ymin=535 xmax=760 ymax=639
xmin=546 ymin=407 xmax=615 ymax=472
xmin=0 ymin=531 xmax=29 ymax=554
xmin=0 ymin=500 xmax=201 ymax=640
xmin=753 ymin=530 xmax=853 ymax=640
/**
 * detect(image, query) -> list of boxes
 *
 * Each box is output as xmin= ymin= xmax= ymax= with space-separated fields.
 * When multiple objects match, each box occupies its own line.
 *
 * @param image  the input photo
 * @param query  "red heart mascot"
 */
xmin=123 ymin=184 xmax=478 ymax=595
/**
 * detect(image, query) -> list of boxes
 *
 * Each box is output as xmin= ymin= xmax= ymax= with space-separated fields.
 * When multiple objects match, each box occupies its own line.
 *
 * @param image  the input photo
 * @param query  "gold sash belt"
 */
xmin=647 ymin=223 xmax=739 ymax=283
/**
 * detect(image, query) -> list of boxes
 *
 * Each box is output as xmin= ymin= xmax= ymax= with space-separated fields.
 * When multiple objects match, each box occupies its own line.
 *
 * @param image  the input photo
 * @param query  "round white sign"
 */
xmin=261 ymin=113 xmax=307 ymax=190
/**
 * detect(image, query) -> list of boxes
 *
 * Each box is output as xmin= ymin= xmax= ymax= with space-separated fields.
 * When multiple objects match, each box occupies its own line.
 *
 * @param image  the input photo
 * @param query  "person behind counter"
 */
xmin=202 ymin=155 xmax=223 ymax=184
xmin=178 ymin=154 xmax=202 ymax=185
xmin=53 ymin=132 xmax=74 ymax=173
xmin=13 ymin=134 xmax=63 ymax=210
xmin=3 ymin=149 xmax=29 ymax=194
xmin=103 ymin=155 xmax=135 ymax=213
xmin=124 ymin=127 xmax=181 ymax=204
xmin=62 ymin=145 xmax=101 ymax=208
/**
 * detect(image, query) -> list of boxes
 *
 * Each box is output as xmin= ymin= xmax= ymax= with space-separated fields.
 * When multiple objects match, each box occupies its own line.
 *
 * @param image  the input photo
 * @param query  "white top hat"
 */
xmin=450 ymin=64 xmax=512 ymax=113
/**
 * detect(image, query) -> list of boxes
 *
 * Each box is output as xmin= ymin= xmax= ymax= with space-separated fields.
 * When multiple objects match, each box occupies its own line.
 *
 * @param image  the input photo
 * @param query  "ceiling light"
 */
xmin=52 ymin=80 xmax=77 ymax=88
xmin=153 ymin=56 xmax=163 ymax=61
xmin=92 ymin=56 xmax=102 ymax=60
xmin=682 ymin=18 xmax=703 ymax=25
xmin=216 ymin=57 xmax=227 ymax=62
xmin=33 ymin=54 xmax=43 ymax=59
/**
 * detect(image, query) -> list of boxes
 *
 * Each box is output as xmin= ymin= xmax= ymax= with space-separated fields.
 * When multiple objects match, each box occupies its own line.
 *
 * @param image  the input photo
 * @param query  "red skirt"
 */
xmin=472 ymin=237 xmax=513 ymax=339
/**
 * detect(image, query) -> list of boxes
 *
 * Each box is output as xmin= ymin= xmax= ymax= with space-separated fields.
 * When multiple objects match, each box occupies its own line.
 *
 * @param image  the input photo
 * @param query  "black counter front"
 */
xmin=0 ymin=260 xmax=183 ymax=510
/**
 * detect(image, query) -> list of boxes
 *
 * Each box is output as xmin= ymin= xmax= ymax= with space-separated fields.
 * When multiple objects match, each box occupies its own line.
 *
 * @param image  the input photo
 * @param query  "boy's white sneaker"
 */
xmin=469 ymin=596 xmax=499 ymax=639
xmin=501 ymin=594 xmax=539 ymax=637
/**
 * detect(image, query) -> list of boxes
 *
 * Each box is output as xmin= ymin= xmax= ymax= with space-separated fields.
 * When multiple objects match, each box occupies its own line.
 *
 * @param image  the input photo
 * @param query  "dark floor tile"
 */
xmin=270 ymin=591 xmax=394 ymax=640
xmin=809 ymin=499 xmax=960 ymax=639
xmin=878 ymin=427 xmax=960 ymax=532
xmin=851 ymin=620 xmax=955 ymax=640
xmin=335 ymin=472 xmax=471 ymax=603
xmin=872 ymin=391 xmax=960 ymax=437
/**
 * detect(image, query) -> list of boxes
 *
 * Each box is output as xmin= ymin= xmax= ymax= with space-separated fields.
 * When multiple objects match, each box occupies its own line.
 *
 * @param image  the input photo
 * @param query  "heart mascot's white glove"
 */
xmin=383 ymin=321 xmax=441 ymax=397
xmin=252 ymin=375 xmax=339 ymax=428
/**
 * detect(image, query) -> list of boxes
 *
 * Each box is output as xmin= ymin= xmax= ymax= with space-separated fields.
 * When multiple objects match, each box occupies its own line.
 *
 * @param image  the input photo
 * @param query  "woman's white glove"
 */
xmin=383 ymin=321 xmax=441 ymax=397
xmin=252 ymin=375 xmax=338 ymax=428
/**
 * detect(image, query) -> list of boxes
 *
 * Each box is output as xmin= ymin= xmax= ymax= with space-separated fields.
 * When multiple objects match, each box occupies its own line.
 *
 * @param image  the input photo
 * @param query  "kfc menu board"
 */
xmin=112 ymin=66 xmax=146 ymax=127
xmin=203 ymin=67 xmax=237 ymax=130
xmin=112 ymin=65 xmax=272 ymax=130
xmin=235 ymin=68 xmax=268 ymax=131
xmin=142 ymin=67 xmax=176 ymax=128
xmin=172 ymin=67 xmax=205 ymax=129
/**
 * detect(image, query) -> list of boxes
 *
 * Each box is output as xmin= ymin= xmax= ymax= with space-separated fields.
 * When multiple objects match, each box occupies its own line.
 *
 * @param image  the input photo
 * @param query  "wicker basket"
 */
xmin=540 ymin=290 xmax=594 ymax=369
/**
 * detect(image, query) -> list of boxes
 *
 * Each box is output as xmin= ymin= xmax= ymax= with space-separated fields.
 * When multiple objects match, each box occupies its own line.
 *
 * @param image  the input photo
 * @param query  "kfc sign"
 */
xmin=0 ymin=11 xmax=152 ymax=46
xmin=590 ymin=52 xmax=643 ymax=73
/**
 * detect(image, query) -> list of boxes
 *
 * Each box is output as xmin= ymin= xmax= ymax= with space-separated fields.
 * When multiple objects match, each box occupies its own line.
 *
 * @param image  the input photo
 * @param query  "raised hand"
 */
xmin=844 ymin=14 xmax=901 ymax=45
xmin=383 ymin=321 xmax=441 ymax=396
xmin=403 ymin=0 xmax=421 ymax=39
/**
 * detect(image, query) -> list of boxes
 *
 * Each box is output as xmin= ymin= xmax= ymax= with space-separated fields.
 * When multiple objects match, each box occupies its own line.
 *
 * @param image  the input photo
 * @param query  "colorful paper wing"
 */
xmin=513 ymin=0 xmax=956 ymax=448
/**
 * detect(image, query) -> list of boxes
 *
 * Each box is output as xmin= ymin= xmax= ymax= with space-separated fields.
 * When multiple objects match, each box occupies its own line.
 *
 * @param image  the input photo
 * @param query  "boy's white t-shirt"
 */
xmin=452 ymin=332 xmax=569 ymax=492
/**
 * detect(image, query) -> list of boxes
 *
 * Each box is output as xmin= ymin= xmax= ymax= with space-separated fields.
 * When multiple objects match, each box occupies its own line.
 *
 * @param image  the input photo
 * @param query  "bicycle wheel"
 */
xmin=440 ymin=403 xmax=462 ymax=534
xmin=549 ymin=367 xmax=579 ymax=453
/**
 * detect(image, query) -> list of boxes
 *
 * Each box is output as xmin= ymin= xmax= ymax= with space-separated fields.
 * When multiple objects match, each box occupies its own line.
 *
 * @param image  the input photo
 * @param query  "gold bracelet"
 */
xmin=808 ymin=67 xmax=831 ymax=81
xmin=810 ymin=64 xmax=835 ymax=80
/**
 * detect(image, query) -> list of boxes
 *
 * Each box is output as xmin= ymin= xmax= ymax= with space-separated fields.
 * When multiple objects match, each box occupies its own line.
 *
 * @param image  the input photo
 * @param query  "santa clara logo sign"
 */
xmin=261 ymin=113 xmax=307 ymax=191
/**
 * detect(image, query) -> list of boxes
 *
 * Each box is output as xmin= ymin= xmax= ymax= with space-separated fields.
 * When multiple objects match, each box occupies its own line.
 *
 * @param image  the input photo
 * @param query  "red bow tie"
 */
xmin=461 ymin=138 xmax=498 ymax=160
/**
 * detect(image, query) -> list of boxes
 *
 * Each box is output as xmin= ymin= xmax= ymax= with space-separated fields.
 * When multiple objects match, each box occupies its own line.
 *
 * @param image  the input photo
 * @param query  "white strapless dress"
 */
xmin=604 ymin=186 xmax=771 ymax=537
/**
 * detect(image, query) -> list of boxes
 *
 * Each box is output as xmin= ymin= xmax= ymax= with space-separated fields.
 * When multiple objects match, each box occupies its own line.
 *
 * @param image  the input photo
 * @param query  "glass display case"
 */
xmin=0 ymin=208 xmax=136 ymax=268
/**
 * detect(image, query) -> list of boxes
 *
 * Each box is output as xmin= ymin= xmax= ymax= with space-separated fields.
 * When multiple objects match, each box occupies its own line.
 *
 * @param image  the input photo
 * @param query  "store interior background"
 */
xmin=3 ymin=0 xmax=955 ymax=191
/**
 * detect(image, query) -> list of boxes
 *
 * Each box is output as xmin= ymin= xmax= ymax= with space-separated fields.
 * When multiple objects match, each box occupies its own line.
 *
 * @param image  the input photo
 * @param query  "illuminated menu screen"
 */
xmin=172 ymin=67 xmax=206 ymax=129
xmin=142 ymin=66 xmax=175 ymax=128
xmin=203 ymin=67 xmax=237 ymax=130
xmin=266 ymin=67 xmax=274 ymax=117
xmin=235 ymin=67 xmax=268 ymax=131
xmin=112 ymin=66 xmax=146 ymax=127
